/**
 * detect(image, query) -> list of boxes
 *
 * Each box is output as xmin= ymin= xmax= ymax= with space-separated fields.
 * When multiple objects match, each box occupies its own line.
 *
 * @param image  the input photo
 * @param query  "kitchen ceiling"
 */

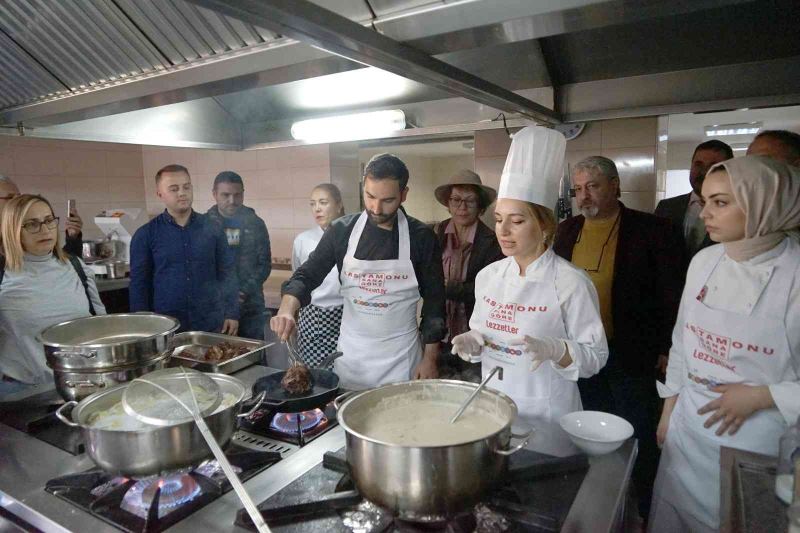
xmin=1 ymin=0 xmax=798 ymax=149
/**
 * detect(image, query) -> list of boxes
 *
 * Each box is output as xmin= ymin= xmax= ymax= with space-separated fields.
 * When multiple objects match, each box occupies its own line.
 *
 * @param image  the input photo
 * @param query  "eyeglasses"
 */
xmin=449 ymin=196 xmax=478 ymax=209
xmin=22 ymin=216 xmax=59 ymax=234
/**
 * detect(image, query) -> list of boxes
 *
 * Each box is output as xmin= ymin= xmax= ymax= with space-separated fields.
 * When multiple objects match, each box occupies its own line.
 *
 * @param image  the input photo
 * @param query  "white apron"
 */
xmin=651 ymin=244 xmax=798 ymax=531
xmin=474 ymin=251 xmax=582 ymax=425
xmin=335 ymin=211 xmax=423 ymax=390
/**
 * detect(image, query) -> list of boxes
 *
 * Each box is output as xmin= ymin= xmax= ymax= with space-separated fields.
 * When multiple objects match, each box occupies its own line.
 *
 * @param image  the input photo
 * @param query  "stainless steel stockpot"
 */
xmin=336 ymin=380 xmax=531 ymax=518
xmin=55 ymin=374 xmax=264 ymax=477
xmin=81 ymin=240 xmax=116 ymax=263
xmin=51 ymin=352 xmax=169 ymax=402
xmin=39 ymin=313 xmax=179 ymax=371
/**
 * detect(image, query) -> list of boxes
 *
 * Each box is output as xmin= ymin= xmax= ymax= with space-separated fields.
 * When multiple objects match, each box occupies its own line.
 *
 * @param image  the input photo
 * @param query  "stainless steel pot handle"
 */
xmin=53 ymin=349 xmax=98 ymax=359
xmin=65 ymin=380 xmax=107 ymax=389
xmin=237 ymin=391 xmax=266 ymax=418
xmin=493 ymin=429 xmax=533 ymax=456
xmin=333 ymin=390 xmax=358 ymax=411
xmin=55 ymin=401 xmax=79 ymax=427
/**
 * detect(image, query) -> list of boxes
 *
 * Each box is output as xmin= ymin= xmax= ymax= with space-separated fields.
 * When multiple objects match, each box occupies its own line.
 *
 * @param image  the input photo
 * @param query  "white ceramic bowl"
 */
xmin=559 ymin=411 xmax=634 ymax=456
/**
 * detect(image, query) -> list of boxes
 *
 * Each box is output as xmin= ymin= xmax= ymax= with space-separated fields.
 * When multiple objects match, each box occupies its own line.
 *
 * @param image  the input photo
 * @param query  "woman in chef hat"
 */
xmin=649 ymin=156 xmax=800 ymax=533
xmin=451 ymin=126 xmax=609 ymax=436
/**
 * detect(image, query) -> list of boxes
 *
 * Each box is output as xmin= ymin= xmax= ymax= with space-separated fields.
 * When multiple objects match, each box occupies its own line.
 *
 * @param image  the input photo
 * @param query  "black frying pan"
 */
xmin=252 ymin=368 xmax=340 ymax=413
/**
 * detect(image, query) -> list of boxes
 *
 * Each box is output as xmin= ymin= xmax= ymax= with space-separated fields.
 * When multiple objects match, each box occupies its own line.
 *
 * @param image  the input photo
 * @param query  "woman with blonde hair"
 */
xmin=450 ymin=127 xmax=607 ymax=439
xmin=650 ymin=156 xmax=800 ymax=532
xmin=291 ymin=183 xmax=345 ymax=367
xmin=0 ymin=194 xmax=105 ymax=398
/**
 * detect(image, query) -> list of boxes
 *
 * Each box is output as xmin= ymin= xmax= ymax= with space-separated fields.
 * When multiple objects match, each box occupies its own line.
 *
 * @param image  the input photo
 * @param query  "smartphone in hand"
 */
xmin=67 ymin=199 xmax=76 ymax=217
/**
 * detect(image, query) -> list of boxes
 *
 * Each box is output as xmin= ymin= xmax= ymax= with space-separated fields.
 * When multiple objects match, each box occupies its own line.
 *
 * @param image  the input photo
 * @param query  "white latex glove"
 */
xmin=508 ymin=335 xmax=567 ymax=372
xmin=451 ymin=330 xmax=484 ymax=362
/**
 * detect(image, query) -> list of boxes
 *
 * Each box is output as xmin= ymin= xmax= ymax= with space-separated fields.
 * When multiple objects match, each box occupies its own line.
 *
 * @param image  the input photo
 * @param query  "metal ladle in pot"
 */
xmin=450 ymin=366 xmax=503 ymax=424
xmin=122 ymin=368 xmax=270 ymax=533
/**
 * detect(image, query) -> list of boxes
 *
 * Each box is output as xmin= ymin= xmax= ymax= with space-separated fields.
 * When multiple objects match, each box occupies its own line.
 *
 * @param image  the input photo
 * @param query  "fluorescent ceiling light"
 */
xmin=291 ymin=110 xmax=406 ymax=143
xmin=704 ymin=122 xmax=762 ymax=137
xmin=292 ymin=68 xmax=410 ymax=109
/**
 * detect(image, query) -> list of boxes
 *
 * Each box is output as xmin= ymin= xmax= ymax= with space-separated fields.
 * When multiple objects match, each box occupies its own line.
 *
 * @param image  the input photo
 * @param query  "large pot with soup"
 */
xmin=54 ymin=373 xmax=264 ymax=476
xmin=335 ymin=380 xmax=531 ymax=518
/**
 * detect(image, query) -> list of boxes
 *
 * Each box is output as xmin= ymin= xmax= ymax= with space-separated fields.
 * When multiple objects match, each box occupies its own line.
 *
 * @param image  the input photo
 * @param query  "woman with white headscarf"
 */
xmin=650 ymin=156 xmax=800 ymax=532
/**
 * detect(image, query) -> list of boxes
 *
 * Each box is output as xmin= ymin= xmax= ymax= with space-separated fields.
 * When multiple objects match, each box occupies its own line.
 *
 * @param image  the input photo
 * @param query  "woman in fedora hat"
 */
xmin=433 ymin=170 xmax=504 ymax=381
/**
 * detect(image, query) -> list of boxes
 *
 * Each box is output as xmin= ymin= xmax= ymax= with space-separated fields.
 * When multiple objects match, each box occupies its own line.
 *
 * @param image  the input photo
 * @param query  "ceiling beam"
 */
xmin=557 ymin=56 xmax=800 ymax=122
xmin=184 ymin=0 xmax=561 ymax=124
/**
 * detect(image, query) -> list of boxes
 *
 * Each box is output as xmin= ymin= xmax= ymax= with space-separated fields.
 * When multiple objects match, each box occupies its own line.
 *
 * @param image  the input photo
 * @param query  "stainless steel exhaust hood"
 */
xmin=1 ymin=0 xmax=798 ymax=149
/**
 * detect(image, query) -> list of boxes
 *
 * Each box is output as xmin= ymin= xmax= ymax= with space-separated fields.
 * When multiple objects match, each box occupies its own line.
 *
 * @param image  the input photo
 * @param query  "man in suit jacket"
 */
xmin=554 ymin=156 xmax=684 ymax=522
xmin=655 ymin=140 xmax=733 ymax=259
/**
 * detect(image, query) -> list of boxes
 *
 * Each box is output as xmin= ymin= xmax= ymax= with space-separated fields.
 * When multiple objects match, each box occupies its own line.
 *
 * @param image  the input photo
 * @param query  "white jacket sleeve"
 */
xmin=657 ymin=297 xmax=686 ymax=398
xmin=768 ymin=271 xmax=800 ymax=426
xmin=291 ymin=237 xmax=302 ymax=271
xmin=552 ymin=266 xmax=609 ymax=381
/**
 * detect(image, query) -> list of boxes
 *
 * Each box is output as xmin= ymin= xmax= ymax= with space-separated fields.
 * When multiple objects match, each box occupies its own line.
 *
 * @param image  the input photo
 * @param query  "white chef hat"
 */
xmin=498 ymin=126 xmax=566 ymax=209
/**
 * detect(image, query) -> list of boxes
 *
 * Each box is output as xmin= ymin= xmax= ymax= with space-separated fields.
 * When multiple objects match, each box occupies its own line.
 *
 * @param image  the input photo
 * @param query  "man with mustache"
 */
xmin=272 ymin=153 xmax=445 ymax=390
xmin=553 ymin=156 xmax=684 ymax=525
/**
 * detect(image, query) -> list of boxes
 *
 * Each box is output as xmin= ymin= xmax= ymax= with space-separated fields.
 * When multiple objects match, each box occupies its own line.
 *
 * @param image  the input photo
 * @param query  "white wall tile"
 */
xmin=246 ymin=169 xmax=293 ymax=200
xmin=291 ymin=166 xmax=330 ymax=198
xmin=66 ymin=176 xmax=111 ymax=203
xmin=195 ymin=149 xmax=227 ymax=176
xmin=107 ymin=149 xmax=143 ymax=177
xmin=224 ymin=149 xmax=259 ymax=172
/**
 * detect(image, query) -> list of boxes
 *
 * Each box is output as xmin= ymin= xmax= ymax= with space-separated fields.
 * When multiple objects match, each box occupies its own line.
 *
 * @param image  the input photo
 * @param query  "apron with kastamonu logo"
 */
xmin=335 ymin=210 xmax=422 ymax=390
xmin=655 ymin=241 xmax=797 ymax=530
xmin=473 ymin=250 xmax=581 ymax=424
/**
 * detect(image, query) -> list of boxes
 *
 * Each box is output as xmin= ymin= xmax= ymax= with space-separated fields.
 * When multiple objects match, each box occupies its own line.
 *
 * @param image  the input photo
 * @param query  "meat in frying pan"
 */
xmin=281 ymin=364 xmax=312 ymax=394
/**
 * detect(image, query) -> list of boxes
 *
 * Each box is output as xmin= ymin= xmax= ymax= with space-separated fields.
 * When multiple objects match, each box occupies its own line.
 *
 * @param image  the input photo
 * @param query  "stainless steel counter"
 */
xmin=0 ymin=366 xmax=636 ymax=532
xmin=94 ymin=277 xmax=130 ymax=293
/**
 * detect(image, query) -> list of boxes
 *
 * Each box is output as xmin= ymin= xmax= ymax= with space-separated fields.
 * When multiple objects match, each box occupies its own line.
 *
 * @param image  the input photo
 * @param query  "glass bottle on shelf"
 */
xmin=776 ymin=416 xmax=800 ymax=505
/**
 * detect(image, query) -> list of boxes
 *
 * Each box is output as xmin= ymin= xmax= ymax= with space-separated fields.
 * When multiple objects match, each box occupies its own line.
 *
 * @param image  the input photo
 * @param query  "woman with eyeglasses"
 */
xmin=650 ymin=156 xmax=800 ymax=533
xmin=0 ymin=194 xmax=106 ymax=398
xmin=432 ymin=170 xmax=503 ymax=381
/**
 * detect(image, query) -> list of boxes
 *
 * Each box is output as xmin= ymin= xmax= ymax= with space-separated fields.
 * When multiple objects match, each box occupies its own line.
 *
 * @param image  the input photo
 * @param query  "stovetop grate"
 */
xmin=232 ymin=430 xmax=298 ymax=457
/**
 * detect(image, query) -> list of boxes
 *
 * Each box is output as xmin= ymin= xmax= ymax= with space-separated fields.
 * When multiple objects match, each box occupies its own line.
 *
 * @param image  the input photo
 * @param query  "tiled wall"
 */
xmin=142 ymin=144 xmax=332 ymax=260
xmin=475 ymin=117 xmax=658 ymax=215
xmin=0 ymin=135 xmax=145 ymax=240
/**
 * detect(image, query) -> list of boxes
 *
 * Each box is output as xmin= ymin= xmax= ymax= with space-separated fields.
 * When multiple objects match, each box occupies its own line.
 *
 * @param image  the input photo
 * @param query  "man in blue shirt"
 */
xmin=207 ymin=171 xmax=271 ymax=340
xmin=130 ymin=164 xmax=239 ymax=334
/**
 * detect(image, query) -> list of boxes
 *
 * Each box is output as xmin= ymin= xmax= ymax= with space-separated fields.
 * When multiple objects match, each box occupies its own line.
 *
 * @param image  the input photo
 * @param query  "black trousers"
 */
xmin=578 ymin=348 xmax=660 ymax=520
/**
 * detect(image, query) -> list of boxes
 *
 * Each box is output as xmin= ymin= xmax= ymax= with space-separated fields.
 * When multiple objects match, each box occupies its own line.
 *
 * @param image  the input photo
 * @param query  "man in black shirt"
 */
xmin=273 ymin=154 xmax=446 ymax=389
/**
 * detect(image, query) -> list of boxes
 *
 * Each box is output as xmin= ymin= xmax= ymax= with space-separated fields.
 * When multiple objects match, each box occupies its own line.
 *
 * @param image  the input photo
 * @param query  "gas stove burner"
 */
xmin=195 ymin=459 xmax=242 ymax=480
xmin=89 ymin=476 xmax=129 ymax=498
xmin=270 ymin=409 xmax=325 ymax=434
xmin=120 ymin=473 xmax=202 ymax=519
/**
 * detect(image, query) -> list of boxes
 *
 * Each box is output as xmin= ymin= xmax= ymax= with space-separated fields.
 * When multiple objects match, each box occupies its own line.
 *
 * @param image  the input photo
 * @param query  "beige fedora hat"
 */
xmin=434 ymin=169 xmax=498 ymax=209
